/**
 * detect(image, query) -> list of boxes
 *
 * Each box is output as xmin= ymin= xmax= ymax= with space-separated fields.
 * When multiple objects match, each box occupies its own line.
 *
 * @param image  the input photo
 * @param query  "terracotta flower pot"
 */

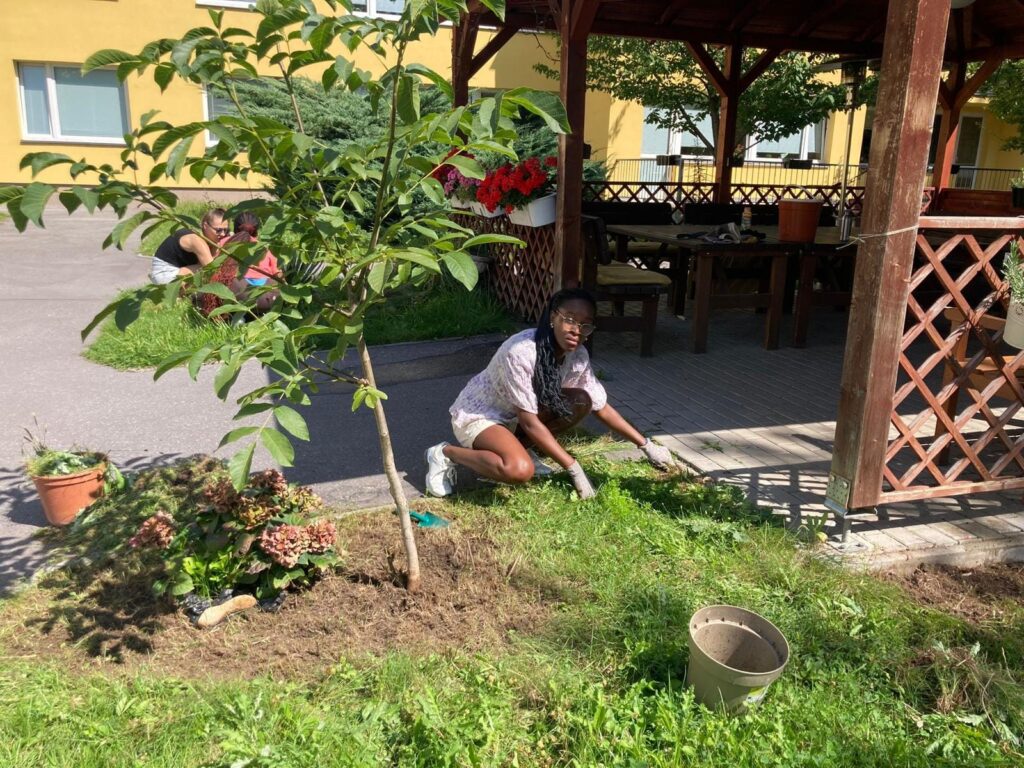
xmin=31 ymin=464 xmax=106 ymax=526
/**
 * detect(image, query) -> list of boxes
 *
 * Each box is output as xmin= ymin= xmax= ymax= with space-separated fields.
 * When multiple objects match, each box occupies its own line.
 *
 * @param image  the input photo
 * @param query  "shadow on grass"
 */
xmin=16 ymin=453 xmax=219 ymax=662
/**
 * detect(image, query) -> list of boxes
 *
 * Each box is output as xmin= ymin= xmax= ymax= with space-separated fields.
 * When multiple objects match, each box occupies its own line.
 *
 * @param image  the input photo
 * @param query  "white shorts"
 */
xmin=452 ymin=417 xmax=517 ymax=448
xmin=150 ymin=256 xmax=182 ymax=285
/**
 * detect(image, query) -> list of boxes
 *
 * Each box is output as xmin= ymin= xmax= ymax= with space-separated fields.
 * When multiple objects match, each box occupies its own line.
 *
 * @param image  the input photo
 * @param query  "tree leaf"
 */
xmin=396 ymin=73 xmax=420 ymax=125
xmin=81 ymin=298 xmax=120 ymax=341
xmin=214 ymin=359 xmax=241 ymax=400
xmin=504 ymin=88 xmax=570 ymax=134
xmin=197 ymin=282 xmax=238 ymax=302
xmin=441 ymin=251 xmax=478 ymax=291
xmin=463 ymin=233 xmax=524 ymax=249
xmin=445 ymin=154 xmax=484 ymax=180
xmin=367 ymin=261 xmax=390 ymax=294
xmin=18 ymin=183 xmax=55 ymax=226
xmin=260 ymin=427 xmax=295 ymax=466
xmin=394 ymin=250 xmax=440 ymax=271
xmin=83 ymin=49 xmax=138 ymax=74
xmin=187 ymin=345 xmax=214 ymax=379
xmin=19 ymin=152 xmax=73 ymax=177
xmin=274 ymin=405 xmax=310 ymax=441
xmin=228 ymin=442 xmax=256 ymax=490
xmin=218 ymin=426 xmax=260 ymax=448
xmin=153 ymin=349 xmax=193 ymax=380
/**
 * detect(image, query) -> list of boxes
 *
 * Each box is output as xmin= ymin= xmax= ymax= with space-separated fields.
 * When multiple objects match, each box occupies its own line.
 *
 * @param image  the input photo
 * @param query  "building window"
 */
xmin=203 ymin=85 xmax=238 ymax=145
xmin=641 ymin=106 xmax=715 ymax=159
xmin=352 ymin=1 xmax=406 ymax=16
xmin=18 ymin=63 xmax=129 ymax=143
xmin=747 ymin=120 xmax=825 ymax=162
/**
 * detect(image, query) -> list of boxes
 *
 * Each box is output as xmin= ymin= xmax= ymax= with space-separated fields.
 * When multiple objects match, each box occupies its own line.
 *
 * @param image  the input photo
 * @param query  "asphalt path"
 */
xmin=0 ymin=206 xmax=491 ymax=595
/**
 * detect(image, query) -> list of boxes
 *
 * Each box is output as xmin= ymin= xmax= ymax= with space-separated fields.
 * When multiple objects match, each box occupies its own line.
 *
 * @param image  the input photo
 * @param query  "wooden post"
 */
xmin=931 ymin=62 xmax=964 ymax=190
xmin=555 ymin=0 xmax=598 ymax=288
xmin=931 ymin=58 xmax=1001 ymax=189
xmin=828 ymin=0 xmax=952 ymax=513
xmin=714 ymin=44 xmax=742 ymax=204
xmin=451 ymin=13 xmax=479 ymax=107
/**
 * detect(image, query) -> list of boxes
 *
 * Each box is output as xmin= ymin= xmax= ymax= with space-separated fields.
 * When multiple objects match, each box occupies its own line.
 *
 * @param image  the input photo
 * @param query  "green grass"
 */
xmin=83 ymin=281 xmax=516 ymax=370
xmin=138 ymin=201 xmax=232 ymax=257
xmin=2 ymin=446 xmax=1023 ymax=767
xmin=82 ymin=297 xmax=240 ymax=371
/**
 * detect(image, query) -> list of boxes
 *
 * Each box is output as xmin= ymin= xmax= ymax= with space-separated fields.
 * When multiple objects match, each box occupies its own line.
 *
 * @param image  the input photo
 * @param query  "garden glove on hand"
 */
xmin=566 ymin=460 xmax=596 ymax=500
xmin=641 ymin=439 xmax=676 ymax=470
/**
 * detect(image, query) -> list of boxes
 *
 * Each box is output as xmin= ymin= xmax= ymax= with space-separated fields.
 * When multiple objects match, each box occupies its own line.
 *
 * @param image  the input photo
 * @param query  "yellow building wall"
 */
xmin=0 ymin=2 xmax=612 ymax=187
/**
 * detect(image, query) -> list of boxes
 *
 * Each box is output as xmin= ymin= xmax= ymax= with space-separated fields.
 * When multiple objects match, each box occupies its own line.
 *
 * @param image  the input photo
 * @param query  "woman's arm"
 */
xmin=592 ymin=403 xmax=646 ymax=446
xmin=516 ymin=411 xmax=576 ymax=469
xmin=180 ymin=232 xmax=215 ymax=266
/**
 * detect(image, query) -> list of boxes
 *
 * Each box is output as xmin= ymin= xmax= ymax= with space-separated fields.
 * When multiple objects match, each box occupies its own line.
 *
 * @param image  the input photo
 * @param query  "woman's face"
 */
xmin=551 ymin=298 xmax=595 ymax=355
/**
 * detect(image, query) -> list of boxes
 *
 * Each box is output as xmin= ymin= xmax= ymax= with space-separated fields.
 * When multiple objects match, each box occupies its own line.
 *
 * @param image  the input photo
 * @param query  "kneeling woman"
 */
xmin=425 ymin=288 xmax=675 ymax=498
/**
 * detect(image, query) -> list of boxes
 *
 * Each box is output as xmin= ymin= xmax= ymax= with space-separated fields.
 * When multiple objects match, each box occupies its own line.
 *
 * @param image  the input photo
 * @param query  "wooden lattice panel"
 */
xmin=583 ymin=181 xmax=867 ymax=215
xmin=460 ymin=214 xmax=556 ymax=323
xmin=880 ymin=218 xmax=1024 ymax=503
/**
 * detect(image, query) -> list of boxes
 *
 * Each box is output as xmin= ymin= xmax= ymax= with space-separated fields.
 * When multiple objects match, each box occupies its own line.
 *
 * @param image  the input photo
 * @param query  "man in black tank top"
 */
xmin=149 ymin=208 xmax=229 ymax=284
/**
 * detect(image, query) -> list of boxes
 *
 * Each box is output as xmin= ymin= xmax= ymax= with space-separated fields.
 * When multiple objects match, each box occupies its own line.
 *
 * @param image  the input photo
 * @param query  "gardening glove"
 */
xmin=566 ymin=460 xmax=596 ymax=500
xmin=641 ymin=438 xmax=676 ymax=470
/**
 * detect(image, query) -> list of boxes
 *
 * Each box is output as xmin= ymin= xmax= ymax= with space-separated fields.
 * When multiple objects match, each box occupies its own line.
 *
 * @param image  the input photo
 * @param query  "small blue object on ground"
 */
xmin=409 ymin=509 xmax=450 ymax=528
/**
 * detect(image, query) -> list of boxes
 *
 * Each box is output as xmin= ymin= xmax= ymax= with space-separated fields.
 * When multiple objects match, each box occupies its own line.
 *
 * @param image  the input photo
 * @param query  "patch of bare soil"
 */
xmin=0 ymin=512 xmax=558 ymax=680
xmin=886 ymin=562 xmax=1024 ymax=624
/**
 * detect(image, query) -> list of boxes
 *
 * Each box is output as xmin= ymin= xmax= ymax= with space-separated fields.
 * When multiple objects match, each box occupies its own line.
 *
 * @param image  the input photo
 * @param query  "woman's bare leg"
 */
xmin=443 ymin=425 xmax=534 ymax=484
xmin=516 ymin=388 xmax=592 ymax=450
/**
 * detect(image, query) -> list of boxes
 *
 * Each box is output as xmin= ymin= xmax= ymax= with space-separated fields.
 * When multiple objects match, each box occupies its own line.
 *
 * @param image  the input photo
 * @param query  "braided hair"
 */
xmin=533 ymin=288 xmax=597 ymax=420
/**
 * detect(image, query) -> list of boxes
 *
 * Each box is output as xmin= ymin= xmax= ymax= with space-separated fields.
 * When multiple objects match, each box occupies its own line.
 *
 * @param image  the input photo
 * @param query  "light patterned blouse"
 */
xmin=450 ymin=328 xmax=608 ymax=431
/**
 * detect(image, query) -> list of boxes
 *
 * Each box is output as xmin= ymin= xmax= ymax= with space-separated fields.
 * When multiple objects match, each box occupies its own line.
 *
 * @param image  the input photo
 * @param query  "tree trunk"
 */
xmin=357 ymin=337 xmax=421 ymax=592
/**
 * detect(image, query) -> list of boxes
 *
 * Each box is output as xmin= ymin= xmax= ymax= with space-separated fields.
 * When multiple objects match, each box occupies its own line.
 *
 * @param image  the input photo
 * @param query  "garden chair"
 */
xmin=580 ymin=215 xmax=671 ymax=357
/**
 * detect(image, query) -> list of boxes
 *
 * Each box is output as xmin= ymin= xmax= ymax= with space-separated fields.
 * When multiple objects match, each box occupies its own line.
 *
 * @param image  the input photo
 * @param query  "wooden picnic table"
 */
xmin=606 ymin=223 xmax=792 ymax=353
xmin=606 ymin=223 xmax=855 ymax=352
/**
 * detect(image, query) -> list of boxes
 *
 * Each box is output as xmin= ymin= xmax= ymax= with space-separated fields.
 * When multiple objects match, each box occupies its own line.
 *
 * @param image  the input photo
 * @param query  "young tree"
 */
xmin=1 ymin=0 xmax=567 ymax=592
xmin=539 ymin=37 xmax=850 ymax=157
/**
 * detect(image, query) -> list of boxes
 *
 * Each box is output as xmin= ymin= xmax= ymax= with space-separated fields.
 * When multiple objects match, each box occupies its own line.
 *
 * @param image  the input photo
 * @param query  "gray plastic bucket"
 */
xmin=687 ymin=605 xmax=790 ymax=712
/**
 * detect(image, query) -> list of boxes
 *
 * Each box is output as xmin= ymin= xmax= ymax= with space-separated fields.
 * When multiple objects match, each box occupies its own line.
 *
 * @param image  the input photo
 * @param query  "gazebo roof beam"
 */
xmin=729 ymin=0 xmax=773 ymax=34
xmin=790 ymin=0 xmax=852 ymax=38
xmin=658 ymin=0 xmax=701 ymax=26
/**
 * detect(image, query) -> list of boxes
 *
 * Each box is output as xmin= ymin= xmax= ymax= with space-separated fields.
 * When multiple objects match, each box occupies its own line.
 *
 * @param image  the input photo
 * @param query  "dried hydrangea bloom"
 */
xmin=203 ymin=476 xmax=241 ymax=514
xmin=129 ymin=511 xmax=176 ymax=549
xmin=249 ymin=468 xmax=289 ymax=496
xmin=234 ymin=495 xmax=280 ymax=530
xmin=305 ymin=519 xmax=337 ymax=554
xmin=257 ymin=524 xmax=310 ymax=568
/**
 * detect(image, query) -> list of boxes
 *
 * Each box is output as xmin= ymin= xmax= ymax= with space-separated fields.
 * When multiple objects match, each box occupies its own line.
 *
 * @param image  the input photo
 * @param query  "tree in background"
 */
xmin=985 ymin=61 xmax=1024 ymax=153
xmin=539 ymin=37 xmax=853 ymax=159
xmin=2 ymin=0 xmax=567 ymax=592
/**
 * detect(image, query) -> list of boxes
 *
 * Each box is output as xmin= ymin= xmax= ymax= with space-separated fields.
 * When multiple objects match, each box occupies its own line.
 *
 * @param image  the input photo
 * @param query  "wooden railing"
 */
xmin=879 ymin=217 xmax=1024 ymax=503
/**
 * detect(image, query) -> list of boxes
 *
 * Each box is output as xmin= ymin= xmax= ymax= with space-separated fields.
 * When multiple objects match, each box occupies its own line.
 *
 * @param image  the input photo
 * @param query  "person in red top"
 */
xmin=197 ymin=212 xmax=282 ymax=318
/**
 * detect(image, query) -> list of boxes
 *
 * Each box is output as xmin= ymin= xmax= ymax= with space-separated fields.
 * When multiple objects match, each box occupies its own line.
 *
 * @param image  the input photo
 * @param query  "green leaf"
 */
xmin=367 ymin=261 xmax=390 ymax=294
xmin=18 ymin=183 xmax=55 ymax=226
xmin=83 ymin=49 xmax=138 ymax=74
xmin=235 ymin=402 xmax=274 ymax=419
xmin=105 ymin=212 xmax=149 ymax=250
xmin=274 ymin=405 xmax=310 ymax=441
xmin=446 ymin=154 xmax=485 ymax=180
xmin=396 ymin=73 xmax=420 ymax=125
xmin=394 ymin=250 xmax=440 ymax=271
xmin=72 ymin=187 xmax=100 ymax=214
xmin=170 ymin=574 xmax=195 ymax=597
xmin=228 ymin=443 xmax=256 ymax=491
xmin=404 ymin=63 xmax=454 ymax=101
xmin=197 ymin=282 xmax=238 ymax=302
xmin=114 ymin=292 xmax=145 ymax=331
xmin=19 ymin=152 xmax=73 ymax=177
xmin=81 ymin=299 xmax=120 ymax=341
xmin=218 ymin=426 xmax=260 ymax=449
xmin=504 ymin=88 xmax=570 ymax=134
xmin=441 ymin=251 xmax=478 ymax=291
xmin=260 ymin=427 xmax=295 ymax=466
xmin=153 ymin=349 xmax=193 ymax=380
xmin=187 ymin=345 xmax=213 ymax=379
xmin=463 ymin=233 xmax=524 ymax=249
xmin=214 ymin=359 xmax=241 ymax=400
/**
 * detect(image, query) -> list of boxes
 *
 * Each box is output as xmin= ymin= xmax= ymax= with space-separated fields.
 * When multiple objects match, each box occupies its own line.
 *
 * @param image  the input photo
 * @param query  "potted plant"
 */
xmin=1003 ymin=240 xmax=1024 ymax=349
xmin=431 ymin=152 xmax=481 ymax=210
xmin=477 ymin=156 xmax=558 ymax=226
xmin=1012 ymin=170 xmax=1024 ymax=209
xmin=23 ymin=432 xmax=115 ymax=526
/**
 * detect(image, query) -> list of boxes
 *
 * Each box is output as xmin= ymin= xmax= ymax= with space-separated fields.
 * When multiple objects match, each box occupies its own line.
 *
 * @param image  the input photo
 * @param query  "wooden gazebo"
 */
xmin=452 ymin=0 xmax=1024 ymax=518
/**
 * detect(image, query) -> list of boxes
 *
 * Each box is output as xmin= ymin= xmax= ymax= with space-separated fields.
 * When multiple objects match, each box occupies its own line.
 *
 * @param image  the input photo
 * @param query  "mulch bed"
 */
xmin=885 ymin=562 xmax=1024 ymax=625
xmin=0 ymin=512 xmax=555 ymax=681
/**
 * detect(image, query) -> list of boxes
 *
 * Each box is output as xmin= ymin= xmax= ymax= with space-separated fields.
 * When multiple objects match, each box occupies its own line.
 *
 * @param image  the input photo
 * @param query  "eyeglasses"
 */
xmin=554 ymin=310 xmax=596 ymax=337
xmin=212 ymin=227 xmax=230 ymax=236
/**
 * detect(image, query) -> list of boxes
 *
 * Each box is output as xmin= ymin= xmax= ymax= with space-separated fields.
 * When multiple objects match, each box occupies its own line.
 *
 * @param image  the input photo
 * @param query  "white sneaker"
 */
xmin=425 ymin=442 xmax=456 ymax=497
xmin=528 ymin=449 xmax=554 ymax=477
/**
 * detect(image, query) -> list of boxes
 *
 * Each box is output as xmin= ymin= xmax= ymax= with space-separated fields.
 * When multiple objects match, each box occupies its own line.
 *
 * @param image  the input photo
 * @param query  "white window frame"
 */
xmin=196 ymin=1 xmax=255 ymax=9
xmin=352 ymin=0 xmax=406 ymax=18
xmin=202 ymin=85 xmax=236 ymax=146
xmin=17 ymin=62 xmax=130 ymax=145
xmin=745 ymin=122 xmax=825 ymax=163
